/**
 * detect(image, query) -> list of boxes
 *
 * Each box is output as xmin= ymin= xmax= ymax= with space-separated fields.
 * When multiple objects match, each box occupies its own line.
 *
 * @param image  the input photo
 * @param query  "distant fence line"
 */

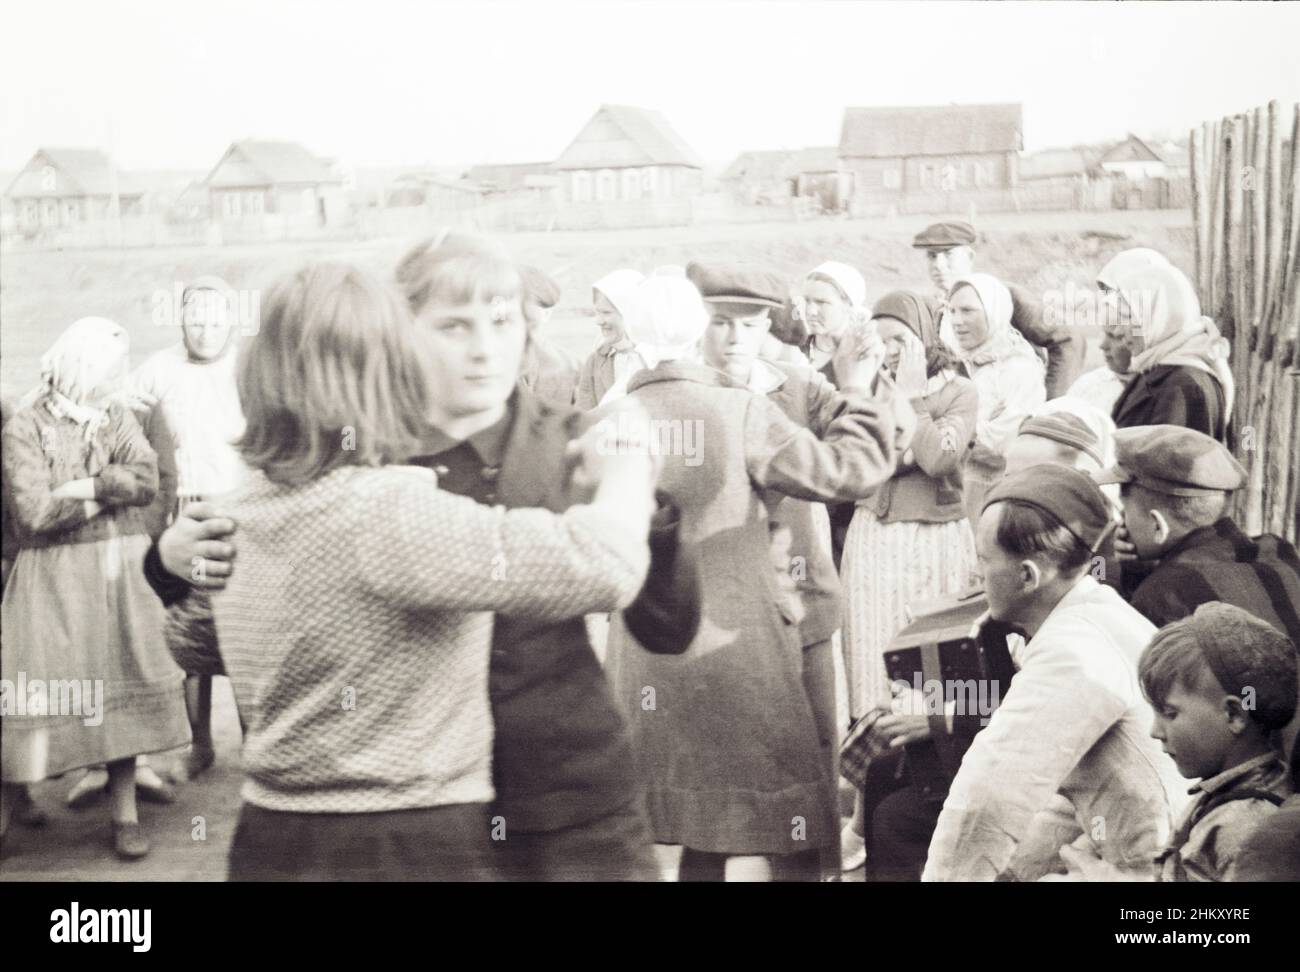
xmin=1 ymin=178 xmax=1191 ymax=251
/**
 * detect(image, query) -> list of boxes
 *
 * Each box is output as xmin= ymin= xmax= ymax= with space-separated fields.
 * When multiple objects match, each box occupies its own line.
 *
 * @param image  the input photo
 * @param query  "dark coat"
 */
xmin=1111 ymin=364 xmax=1228 ymax=442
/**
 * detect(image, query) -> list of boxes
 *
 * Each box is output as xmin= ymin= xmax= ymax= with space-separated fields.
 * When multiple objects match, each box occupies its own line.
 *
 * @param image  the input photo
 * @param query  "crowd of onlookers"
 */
xmin=1 ymin=220 xmax=1296 ymax=882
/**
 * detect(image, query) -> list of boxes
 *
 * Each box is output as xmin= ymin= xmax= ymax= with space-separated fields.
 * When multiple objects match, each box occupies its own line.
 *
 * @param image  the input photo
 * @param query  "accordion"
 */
xmin=881 ymin=587 xmax=1020 ymax=796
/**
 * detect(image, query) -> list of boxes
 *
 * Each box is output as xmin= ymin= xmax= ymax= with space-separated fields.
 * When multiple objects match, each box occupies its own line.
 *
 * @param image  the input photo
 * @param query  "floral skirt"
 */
xmin=1 ymin=533 xmax=190 ymax=782
xmin=840 ymin=509 xmax=979 ymax=719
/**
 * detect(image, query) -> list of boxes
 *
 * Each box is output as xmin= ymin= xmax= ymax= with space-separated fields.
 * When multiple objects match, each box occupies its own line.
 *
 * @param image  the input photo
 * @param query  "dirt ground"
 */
xmin=0 ymin=208 xmax=1193 ymax=399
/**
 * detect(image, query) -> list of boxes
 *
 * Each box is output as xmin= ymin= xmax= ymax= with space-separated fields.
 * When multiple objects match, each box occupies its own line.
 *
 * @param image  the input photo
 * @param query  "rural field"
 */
xmin=0 ymin=208 xmax=1194 ymax=401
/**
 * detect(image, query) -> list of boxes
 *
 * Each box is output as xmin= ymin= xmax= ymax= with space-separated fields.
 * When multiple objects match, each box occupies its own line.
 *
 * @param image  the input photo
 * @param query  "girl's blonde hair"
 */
xmin=394 ymin=231 xmax=521 ymax=316
xmin=235 ymin=261 xmax=431 ymax=486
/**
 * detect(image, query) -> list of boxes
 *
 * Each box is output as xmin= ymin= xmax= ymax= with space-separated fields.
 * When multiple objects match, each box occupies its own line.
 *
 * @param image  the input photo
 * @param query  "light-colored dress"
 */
xmin=841 ymin=374 xmax=981 ymax=717
xmin=1 ymin=397 xmax=189 ymax=781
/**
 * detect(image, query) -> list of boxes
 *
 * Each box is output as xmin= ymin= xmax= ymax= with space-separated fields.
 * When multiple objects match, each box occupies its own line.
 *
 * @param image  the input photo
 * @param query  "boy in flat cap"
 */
xmin=922 ymin=465 xmax=1187 ymax=881
xmin=914 ymin=220 xmax=1085 ymax=398
xmin=1139 ymin=602 xmax=1296 ymax=881
xmin=1099 ymin=424 xmax=1300 ymax=754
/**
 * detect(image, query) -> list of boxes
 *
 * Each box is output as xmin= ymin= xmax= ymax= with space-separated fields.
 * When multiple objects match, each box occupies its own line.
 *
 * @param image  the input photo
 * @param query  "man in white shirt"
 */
xmin=923 ymin=464 xmax=1188 ymax=881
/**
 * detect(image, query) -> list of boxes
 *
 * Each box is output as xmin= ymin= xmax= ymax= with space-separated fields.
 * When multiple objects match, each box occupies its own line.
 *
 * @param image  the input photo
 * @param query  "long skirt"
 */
xmin=840 ymin=508 xmax=979 ymax=720
xmin=1 ymin=532 xmax=190 ymax=782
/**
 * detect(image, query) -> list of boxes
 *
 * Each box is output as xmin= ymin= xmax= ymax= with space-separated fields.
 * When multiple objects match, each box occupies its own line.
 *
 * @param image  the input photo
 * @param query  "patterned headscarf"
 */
xmin=36 ymin=317 xmax=130 ymax=442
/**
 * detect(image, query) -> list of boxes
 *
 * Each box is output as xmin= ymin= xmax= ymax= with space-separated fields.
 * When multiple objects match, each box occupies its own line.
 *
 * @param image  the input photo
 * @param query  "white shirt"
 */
xmin=923 ymin=576 xmax=1190 ymax=881
xmin=132 ymin=344 xmax=248 ymax=499
xmin=1066 ymin=366 xmax=1129 ymax=419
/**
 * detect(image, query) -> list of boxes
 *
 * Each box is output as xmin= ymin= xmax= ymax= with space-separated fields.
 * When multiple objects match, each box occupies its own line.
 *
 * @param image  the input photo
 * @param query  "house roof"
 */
xmin=839 ymin=103 xmax=1023 ymax=159
xmin=205 ymin=139 xmax=341 ymax=188
xmin=721 ymin=145 xmax=840 ymax=183
xmin=721 ymin=150 xmax=799 ymax=182
xmin=6 ymin=147 xmax=145 ymax=198
xmin=464 ymin=162 xmax=555 ymax=191
xmin=553 ymin=105 xmax=703 ymax=171
xmin=1097 ymin=133 xmax=1165 ymax=166
xmin=793 ymin=146 xmax=840 ymax=174
xmin=1019 ymin=146 xmax=1102 ymax=181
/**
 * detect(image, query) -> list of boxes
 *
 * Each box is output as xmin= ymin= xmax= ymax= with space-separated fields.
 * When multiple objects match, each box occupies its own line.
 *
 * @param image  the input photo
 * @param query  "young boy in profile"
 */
xmin=1139 ymin=601 xmax=1298 ymax=881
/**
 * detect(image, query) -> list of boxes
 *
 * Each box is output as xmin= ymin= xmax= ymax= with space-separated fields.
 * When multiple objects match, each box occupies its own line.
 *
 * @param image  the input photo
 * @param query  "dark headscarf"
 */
xmin=871 ymin=290 xmax=939 ymax=347
xmin=870 ymin=290 xmax=953 ymax=377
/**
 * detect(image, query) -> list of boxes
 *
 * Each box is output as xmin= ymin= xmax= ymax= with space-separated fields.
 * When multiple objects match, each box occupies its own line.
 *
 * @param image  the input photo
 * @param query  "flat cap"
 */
xmin=1094 ymin=425 xmax=1245 ymax=496
xmin=1176 ymin=602 xmax=1299 ymax=730
xmin=983 ymin=463 xmax=1115 ymax=552
xmin=1017 ymin=412 xmax=1103 ymax=467
xmin=685 ymin=261 xmax=788 ymax=308
xmin=912 ymin=221 xmax=977 ymax=250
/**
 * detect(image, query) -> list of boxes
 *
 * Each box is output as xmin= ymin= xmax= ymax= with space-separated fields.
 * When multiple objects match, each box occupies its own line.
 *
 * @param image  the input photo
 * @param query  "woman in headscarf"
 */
xmin=1 ymin=318 xmax=189 ymax=859
xmin=801 ymin=260 xmax=869 ymax=378
xmin=837 ymin=290 xmax=981 ymax=872
xmin=1065 ymin=248 xmax=1172 ymax=418
xmin=604 ymin=270 xmax=911 ymax=881
xmin=945 ymin=273 xmax=1048 ymax=527
xmin=575 ymin=268 xmax=647 ymax=409
xmin=1105 ymin=261 xmax=1233 ymax=441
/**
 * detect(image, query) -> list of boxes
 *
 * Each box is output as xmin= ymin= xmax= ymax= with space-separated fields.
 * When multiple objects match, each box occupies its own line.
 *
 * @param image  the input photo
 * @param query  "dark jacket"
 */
xmin=1111 ymin=364 xmax=1228 ymax=442
xmin=413 ymin=389 xmax=700 ymax=832
xmin=1131 ymin=516 xmax=1300 ymax=753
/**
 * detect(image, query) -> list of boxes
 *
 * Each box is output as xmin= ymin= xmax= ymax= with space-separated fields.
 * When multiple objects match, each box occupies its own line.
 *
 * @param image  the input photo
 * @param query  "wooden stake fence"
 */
xmin=1191 ymin=100 xmax=1300 ymax=543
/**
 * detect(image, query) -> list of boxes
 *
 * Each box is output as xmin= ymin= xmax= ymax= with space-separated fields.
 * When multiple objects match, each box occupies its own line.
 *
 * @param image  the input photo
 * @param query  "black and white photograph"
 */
xmin=0 ymin=0 xmax=1298 ymax=946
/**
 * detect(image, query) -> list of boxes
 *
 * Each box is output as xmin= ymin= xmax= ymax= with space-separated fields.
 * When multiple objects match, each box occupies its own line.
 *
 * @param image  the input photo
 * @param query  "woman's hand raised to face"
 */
xmin=893 ymin=332 xmax=930 ymax=400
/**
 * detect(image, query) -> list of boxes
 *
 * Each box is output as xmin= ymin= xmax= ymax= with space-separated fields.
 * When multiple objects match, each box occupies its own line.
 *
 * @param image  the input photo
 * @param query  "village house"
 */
xmin=838 ymin=103 xmax=1024 ymax=203
xmin=551 ymin=104 xmax=704 ymax=203
xmin=5 ymin=147 xmax=145 ymax=233
xmin=204 ymin=139 xmax=345 ymax=226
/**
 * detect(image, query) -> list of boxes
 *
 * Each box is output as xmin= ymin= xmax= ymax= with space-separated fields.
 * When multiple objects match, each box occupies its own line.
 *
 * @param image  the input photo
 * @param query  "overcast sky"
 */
xmin=3 ymin=0 xmax=1297 ymax=172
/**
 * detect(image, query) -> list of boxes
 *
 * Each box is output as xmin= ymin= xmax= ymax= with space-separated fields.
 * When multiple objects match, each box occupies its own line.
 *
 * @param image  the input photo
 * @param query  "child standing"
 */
xmin=1139 ymin=602 xmax=1297 ymax=881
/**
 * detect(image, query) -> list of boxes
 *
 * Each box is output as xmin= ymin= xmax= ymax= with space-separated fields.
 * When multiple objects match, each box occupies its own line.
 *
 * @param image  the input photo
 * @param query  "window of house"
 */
xmin=64 ymin=200 xmax=78 ymax=222
xmin=883 ymin=167 xmax=901 ymax=190
xmin=247 ymin=192 xmax=264 ymax=214
xmin=223 ymin=193 xmax=241 ymax=218
xmin=596 ymin=169 xmax=616 ymax=202
xmin=42 ymin=199 xmax=57 ymax=225
xmin=573 ymin=171 xmax=592 ymax=202
xmin=623 ymin=169 xmax=642 ymax=201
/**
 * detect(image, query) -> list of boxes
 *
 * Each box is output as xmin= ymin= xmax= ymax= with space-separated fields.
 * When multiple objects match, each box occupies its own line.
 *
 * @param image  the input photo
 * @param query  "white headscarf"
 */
xmin=944 ymin=273 xmax=1042 ymax=371
xmin=599 ymin=276 xmax=708 ymax=406
xmin=592 ymin=269 xmax=646 ymax=321
xmin=806 ymin=261 xmax=867 ymax=310
xmin=35 ymin=317 xmax=130 ymax=442
xmin=1109 ymin=262 xmax=1234 ymax=418
xmin=1096 ymin=247 xmax=1170 ymax=290
xmin=624 ymin=275 xmax=709 ymax=368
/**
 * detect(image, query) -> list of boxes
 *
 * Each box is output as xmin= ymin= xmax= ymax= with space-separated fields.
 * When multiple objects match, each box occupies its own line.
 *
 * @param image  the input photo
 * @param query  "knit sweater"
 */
xmin=182 ymin=464 xmax=649 ymax=814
